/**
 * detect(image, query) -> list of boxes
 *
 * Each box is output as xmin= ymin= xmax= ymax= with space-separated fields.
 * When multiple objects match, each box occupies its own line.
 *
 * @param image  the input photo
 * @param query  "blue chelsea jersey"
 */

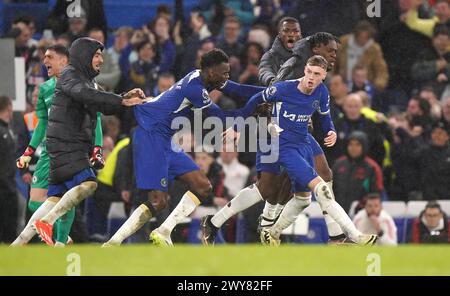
xmin=263 ymin=79 xmax=330 ymax=145
xmin=134 ymin=70 xmax=212 ymax=138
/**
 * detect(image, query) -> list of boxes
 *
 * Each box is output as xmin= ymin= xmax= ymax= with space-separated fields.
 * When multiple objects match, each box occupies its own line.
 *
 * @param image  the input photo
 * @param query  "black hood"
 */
xmin=346 ymin=131 xmax=369 ymax=160
xmin=271 ymin=36 xmax=294 ymax=59
xmin=69 ymin=37 xmax=104 ymax=80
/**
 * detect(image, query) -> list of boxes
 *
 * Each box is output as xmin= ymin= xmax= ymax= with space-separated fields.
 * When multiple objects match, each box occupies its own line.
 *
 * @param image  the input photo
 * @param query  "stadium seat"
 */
xmin=406 ymin=201 xmax=427 ymax=217
xmin=382 ymin=201 xmax=406 ymax=217
xmin=382 ymin=201 xmax=407 ymax=243
xmin=437 ymin=200 xmax=450 ymax=216
xmin=281 ymin=203 xmax=328 ymax=244
xmin=404 ymin=201 xmax=428 ymax=243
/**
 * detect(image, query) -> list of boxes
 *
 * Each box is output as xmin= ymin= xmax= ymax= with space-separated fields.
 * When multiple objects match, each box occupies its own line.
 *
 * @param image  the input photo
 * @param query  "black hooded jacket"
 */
xmin=258 ymin=36 xmax=294 ymax=86
xmin=332 ymin=131 xmax=384 ymax=213
xmin=272 ymin=37 xmax=313 ymax=83
xmin=47 ymin=37 xmax=123 ymax=184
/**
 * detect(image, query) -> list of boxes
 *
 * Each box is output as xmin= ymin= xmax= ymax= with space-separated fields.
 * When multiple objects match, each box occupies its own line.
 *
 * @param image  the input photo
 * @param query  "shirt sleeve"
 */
xmin=28 ymin=85 xmax=49 ymax=149
xmin=94 ymin=112 xmax=103 ymax=147
xmin=220 ymin=80 xmax=265 ymax=102
xmin=318 ymin=84 xmax=331 ymax=115
xmin=183 ymin=81 xmax=212 ymax=110
xmin=261 ymin=83 xmax=282 ymax=103
xmin=317 ymin=85 xmax=335 ymax=133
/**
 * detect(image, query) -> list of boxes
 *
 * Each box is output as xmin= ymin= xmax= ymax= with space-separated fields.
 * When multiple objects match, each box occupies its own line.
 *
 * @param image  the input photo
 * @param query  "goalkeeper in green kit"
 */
xmin=11 ymin=44 xmax=104 ymax=246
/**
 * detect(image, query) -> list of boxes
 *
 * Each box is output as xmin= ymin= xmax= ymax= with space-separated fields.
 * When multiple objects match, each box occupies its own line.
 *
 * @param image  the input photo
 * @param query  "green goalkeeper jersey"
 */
xmin=29 ymin=76 xmax=103 ymax=151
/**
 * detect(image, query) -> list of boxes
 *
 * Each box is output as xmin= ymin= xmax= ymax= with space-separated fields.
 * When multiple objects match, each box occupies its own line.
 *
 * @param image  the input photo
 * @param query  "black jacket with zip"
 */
xmin=47 ymin=37 xmax=124 ymax=184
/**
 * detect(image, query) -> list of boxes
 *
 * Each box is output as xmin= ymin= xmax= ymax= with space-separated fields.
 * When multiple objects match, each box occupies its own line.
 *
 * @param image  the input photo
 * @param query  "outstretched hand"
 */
xmin=122 ymin=96 xmax=144 ymax=106
xmin=123 ymin=88 xmax=145 ymax=99
xmin=222 ymin=127 xmax=241 ymax=147
xmin=122 ymin=88 xmax=145 ymax=106
xmin=324 ymin=131 xmax=337 ymax=147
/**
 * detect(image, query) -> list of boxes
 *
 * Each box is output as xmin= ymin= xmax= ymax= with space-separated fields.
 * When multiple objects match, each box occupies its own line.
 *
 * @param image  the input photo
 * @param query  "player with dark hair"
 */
xmin=104 ymin=49 xmax=250 ymax=246
xmin=259 ymin=17 xmax=302 ymax=86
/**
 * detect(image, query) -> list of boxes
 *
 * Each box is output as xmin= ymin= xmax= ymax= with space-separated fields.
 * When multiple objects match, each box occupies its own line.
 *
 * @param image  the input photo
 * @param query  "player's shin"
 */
xmin=158 ymin=191 xmax=201 ymax=236
xmin=269 ymin=194 xmax=311 ymax=239
xmin=11 ymin=197 xmax=59 ymax=246
xmin=323 ymin=180 xmax=345 ymax=239
xmin=211 ymin=184 xmax=263 ymax=228
xmin=106 ymin=204 xmax=152 ymax=245
xmin=42 ymin=181 xmax=97 ymax=225
xmin=313 ymin=180 xmax=361 ymax=240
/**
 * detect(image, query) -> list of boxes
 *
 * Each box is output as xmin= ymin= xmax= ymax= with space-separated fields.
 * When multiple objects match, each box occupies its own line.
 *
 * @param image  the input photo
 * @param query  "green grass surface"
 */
xmin=1 ymin=244 xmax=449 ymax=276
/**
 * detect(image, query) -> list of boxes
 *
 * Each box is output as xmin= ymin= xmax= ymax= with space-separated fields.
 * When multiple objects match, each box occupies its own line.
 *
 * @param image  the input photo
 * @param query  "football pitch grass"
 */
xmin=1 ymin=245 xmax=449 ymax=276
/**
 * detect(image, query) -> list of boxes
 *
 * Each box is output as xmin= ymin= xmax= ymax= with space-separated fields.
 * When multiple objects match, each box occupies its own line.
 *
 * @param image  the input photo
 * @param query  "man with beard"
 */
xmin=32 ymin=38 xmax=144 ymax=245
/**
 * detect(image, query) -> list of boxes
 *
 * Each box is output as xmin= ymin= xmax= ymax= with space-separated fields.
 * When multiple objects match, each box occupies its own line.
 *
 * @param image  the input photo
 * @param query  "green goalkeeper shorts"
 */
xmin=31 ymin=149 xmax=50 ymax=189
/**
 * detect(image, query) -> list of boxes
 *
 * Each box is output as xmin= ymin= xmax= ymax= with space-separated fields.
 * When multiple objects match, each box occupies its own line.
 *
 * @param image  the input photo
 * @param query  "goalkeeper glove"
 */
xmin=16 ymin=146 xmax=35 ymax=169
xmin=90 ymin=146 xmax=105 ymax=170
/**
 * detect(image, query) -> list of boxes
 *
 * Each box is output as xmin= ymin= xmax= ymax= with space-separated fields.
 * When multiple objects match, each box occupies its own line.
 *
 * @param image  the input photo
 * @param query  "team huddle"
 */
xmin=12 ymin=17 xmax=377 ymax=247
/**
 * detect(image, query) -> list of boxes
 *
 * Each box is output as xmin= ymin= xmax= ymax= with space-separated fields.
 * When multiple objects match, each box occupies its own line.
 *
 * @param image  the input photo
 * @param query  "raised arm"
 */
xmin=220 ymin=80 xmax=265 ymax=102
xmin=317 ymin=86 xmax=336 ymax=147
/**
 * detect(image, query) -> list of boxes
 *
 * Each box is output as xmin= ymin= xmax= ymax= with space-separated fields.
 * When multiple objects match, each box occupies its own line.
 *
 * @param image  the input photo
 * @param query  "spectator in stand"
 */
xmin=107 ymin=27 xmax=134 ymax=67
xmin=8 ymin=21 xmax=34 ymax=66
xmin=66 ymin=8 xmax=88 ymax=44
xmin=253 ymin=0 xmax=284 ymax=34
xmin=334 ymin=20 xmax=389 ymax=92
xmin=88 ymin=28 xmax=121 ymax=92
xmin=348 ymin=64 xmax=376 ymax=103
xmin=247 ymin=24 xmax=272 ymax=51
xmin=151 ymin=15 xmax=176 ymax=73
xmin=419 ymin=121 xmax=450 ymax=200
xmin=217 ymin=16 xmax=244 ymax=81
xmin=153 ymin=72 xmax=176 ymax=97
xmin=328 ymin=74 xmax=348 ymax=121
xmin=127 ymin=40 xmax=160 ymax=96
xmin=332 ymin=131 xmax=384 ymax=214
xmin=353 ymin=193 xmax=397 ymax=246
xmin=197 ymin=0 xmax=255 ymax=28
xmin=102 ymin=115 xmax=121 ymax=144
xmin=404 ymin=0 xmax=450 ymax=37
xmin=410 ymin=201 xmax=450 ymax=244
xmin=238 ymin=42 xmax=264 ymax=85
xmin=194 ymin=147 xmax=229 ymax=208
xmin=407 ymin=96 xmax=435 ymax=135
xmin=118 ymin=29 xmax=150 ymax=90
xmin=194 ymin=38 xmax=216 ymax=70
xmin=387 ymin=97 xmax=432 ymax=200
xmin=55 ymin=33 xmax=71 ymax=48
xmin=217 ymin=144 xmax=250 ymax=197
xmin=333 ymin=93 xmax=386 ymax=167
xmin=411 ymin=24 xmax=450 ymax=97
xmin=13 ymin=16 xmax=38 ymax=48
xmin=419 ymin=86 xmax=443 ymax=120
xmin=179 ymin=11 xmax=212 ymax=77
